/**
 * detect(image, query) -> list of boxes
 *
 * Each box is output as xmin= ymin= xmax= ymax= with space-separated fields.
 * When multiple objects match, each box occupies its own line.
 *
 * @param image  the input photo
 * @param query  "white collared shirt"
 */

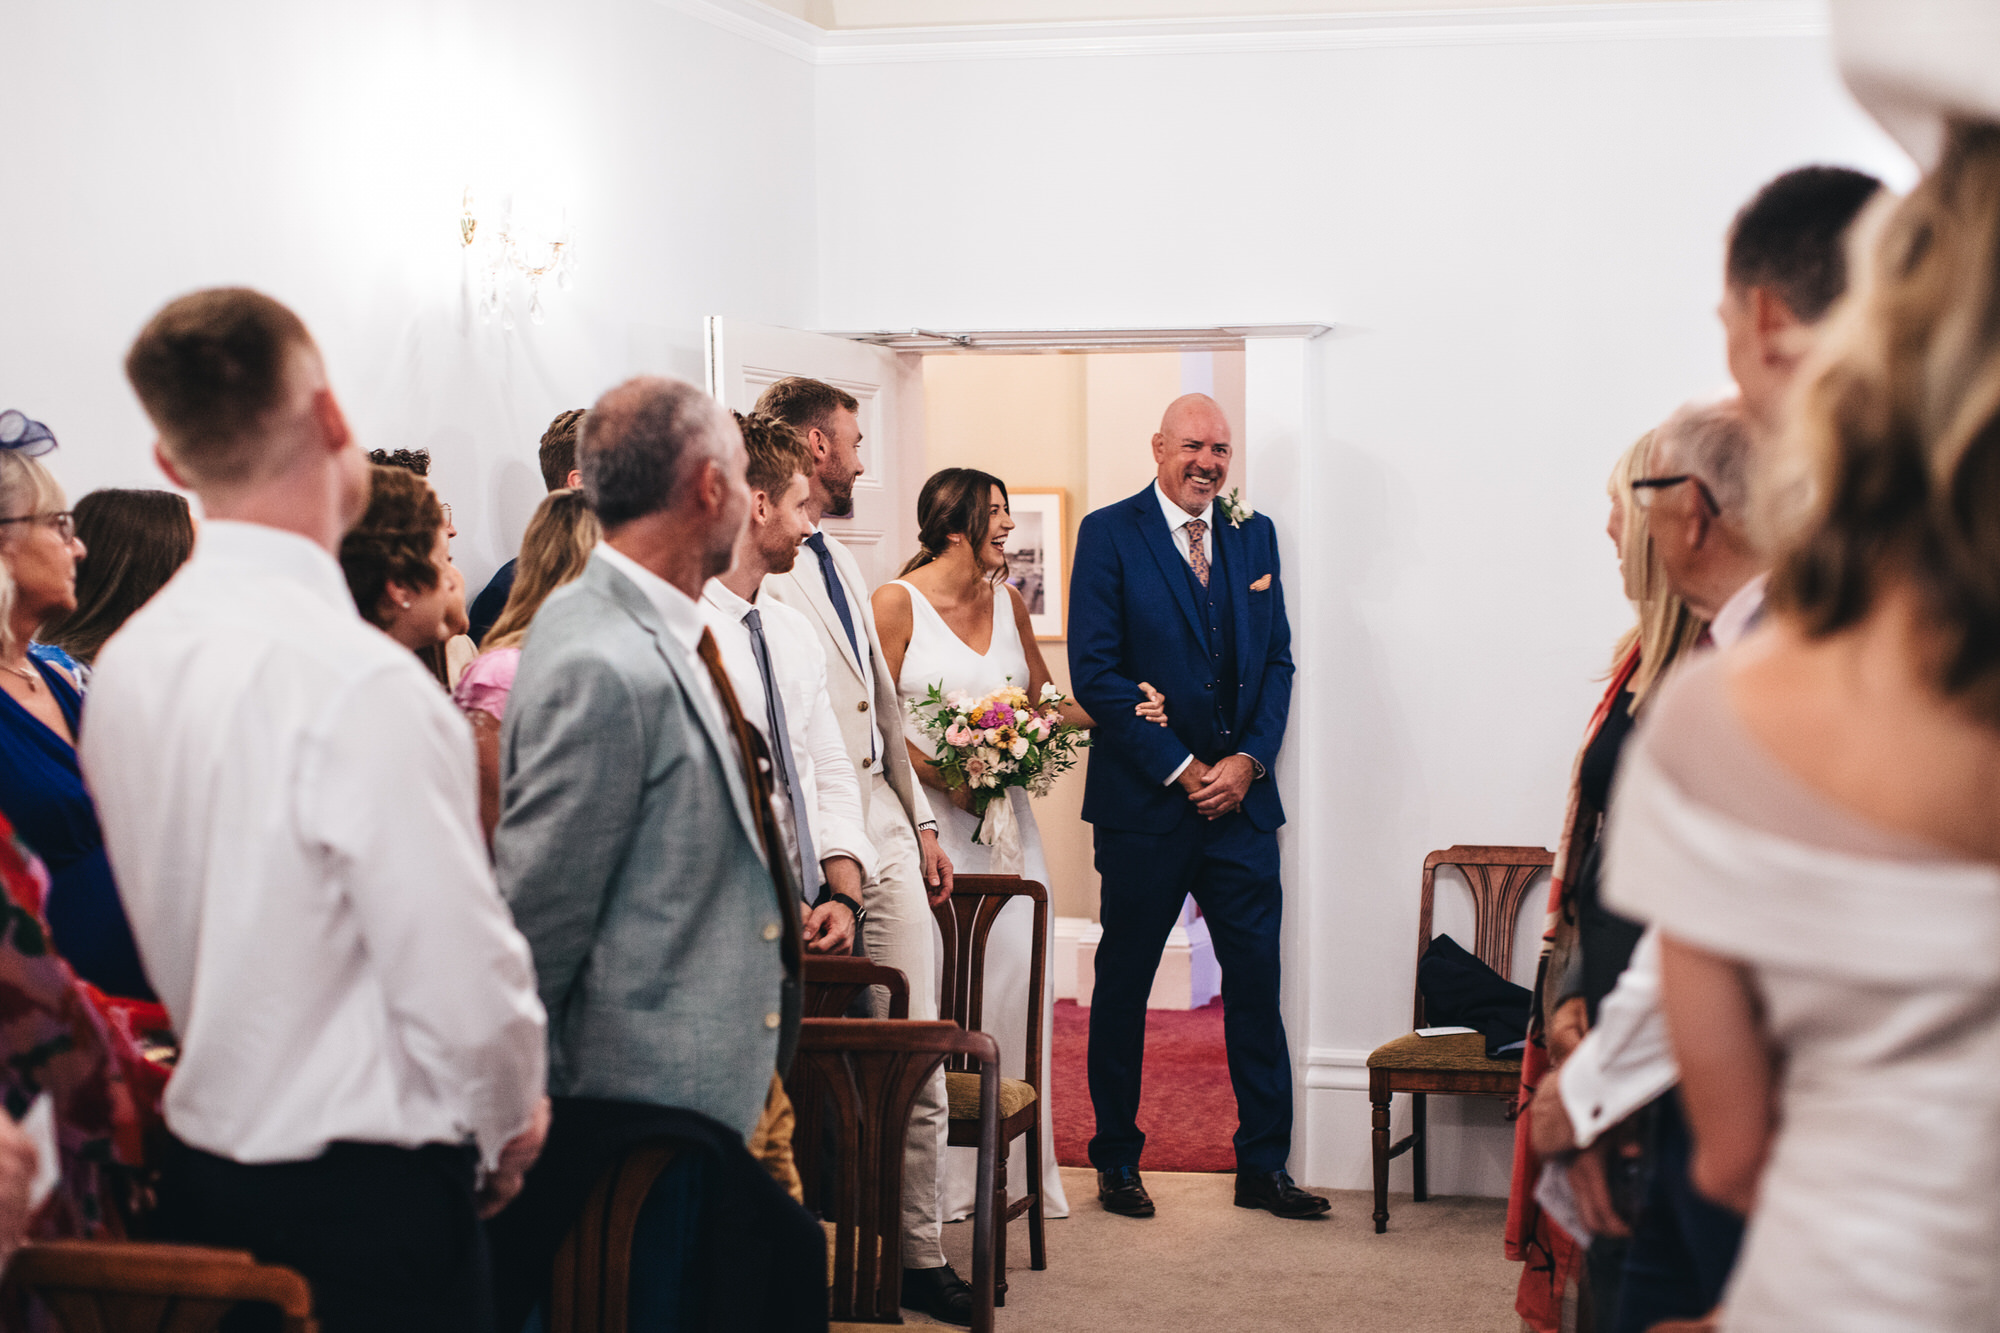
xmin=80 ymin=521 xmax=546 ymax=1169
xmin=1154 ymin=480 xmax=1226 ymax=786
xmin=1559 ymin=574 xmax=1769 ymax=1147
xmin=594 ymin=541 xmax=724 ymax=722
xmin=702 ymin=579 xmax=876 ymax=900
xmin=1154 ymin=479 xmax=1215 ymax=567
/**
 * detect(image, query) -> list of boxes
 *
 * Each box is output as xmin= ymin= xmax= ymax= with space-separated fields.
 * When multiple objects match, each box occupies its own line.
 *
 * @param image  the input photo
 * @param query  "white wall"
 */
xmin=1 ymin=0 xmax=1920 ymax=1202
xmin=815 ymin=10 xmax=1912 ymax=1194
xmin=2 ymin=0 xmax=818 ymax=593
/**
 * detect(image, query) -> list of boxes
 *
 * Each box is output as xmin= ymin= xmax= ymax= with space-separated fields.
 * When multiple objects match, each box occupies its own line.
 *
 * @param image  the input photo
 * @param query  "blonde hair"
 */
xmin=0 ymin=556 xmax=14 ymax=658
xmin=1608 ymin=430 xmax=1708 ymax=709
xmin=0 ymin=453 xmax=68 ymax=656
xmin=483 ymin=489 xmax=601 ymax=651
xmin=1766 ymin=121 xmax=2000 ymax=727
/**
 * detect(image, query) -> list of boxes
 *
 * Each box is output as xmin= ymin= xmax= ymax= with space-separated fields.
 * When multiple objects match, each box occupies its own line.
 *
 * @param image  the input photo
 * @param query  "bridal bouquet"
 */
xmin=912 ymin=680 xmax=1090 ymax=858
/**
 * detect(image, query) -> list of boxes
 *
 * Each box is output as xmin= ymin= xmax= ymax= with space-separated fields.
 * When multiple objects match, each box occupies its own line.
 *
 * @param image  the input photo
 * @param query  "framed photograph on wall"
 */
xmin=1003 ymin=488 xmax=1067 ymax=640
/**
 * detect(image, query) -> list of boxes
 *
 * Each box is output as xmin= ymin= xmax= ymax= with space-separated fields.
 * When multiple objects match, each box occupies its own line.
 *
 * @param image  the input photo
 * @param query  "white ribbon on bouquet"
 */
xmin=972 ymin=790 xmax=1026 ymax=876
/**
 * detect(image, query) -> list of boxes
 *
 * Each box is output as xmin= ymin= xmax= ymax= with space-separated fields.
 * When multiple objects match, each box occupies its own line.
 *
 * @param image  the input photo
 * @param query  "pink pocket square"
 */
xmin=1249 ymin=574 xmax=1272 ymax=592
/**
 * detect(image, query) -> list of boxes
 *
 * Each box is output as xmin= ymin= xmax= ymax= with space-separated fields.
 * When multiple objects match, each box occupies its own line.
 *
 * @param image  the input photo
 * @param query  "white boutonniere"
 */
xmin=1219 ymin=488 xmax=1254 ymax=528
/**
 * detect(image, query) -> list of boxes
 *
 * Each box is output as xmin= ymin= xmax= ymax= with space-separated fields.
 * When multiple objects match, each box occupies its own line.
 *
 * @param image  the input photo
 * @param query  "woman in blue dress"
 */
xmin=0 ymin=418 xmax=153 ymax=1002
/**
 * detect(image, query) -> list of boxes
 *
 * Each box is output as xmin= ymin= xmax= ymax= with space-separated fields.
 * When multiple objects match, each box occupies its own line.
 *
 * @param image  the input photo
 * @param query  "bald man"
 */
xmin=1068 ymin=395 xmax=1323 ymax=1220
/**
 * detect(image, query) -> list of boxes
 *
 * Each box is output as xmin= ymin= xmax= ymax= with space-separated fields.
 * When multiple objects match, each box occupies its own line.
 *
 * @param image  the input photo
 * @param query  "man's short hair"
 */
xmin=733 ymin=411 xmax=813 ymax=498
xmin=1726 ymin=166 xmax=1884 ymax=323
xmin=538 ymin=409 xmax=585 ymax=491
xmin=754 ymin=377 xmax=858 ymax=440
xmin=1654 ymin=398 xmax=1755 ymax=517
xmin=578 ymin=377 xmax=727 ymax=528
xmin=125 ymin=288 xmax=316 ymax=486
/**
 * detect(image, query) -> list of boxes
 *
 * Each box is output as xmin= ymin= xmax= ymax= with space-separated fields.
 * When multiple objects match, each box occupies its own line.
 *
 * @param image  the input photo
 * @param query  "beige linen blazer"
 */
xmin=764 ymin=531 xmax=936 ymax=834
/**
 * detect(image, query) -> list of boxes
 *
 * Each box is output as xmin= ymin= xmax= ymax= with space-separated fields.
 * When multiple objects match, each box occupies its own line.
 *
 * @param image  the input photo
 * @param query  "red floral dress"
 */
xmin=0 ymin=809 xmax=162 ymax=1239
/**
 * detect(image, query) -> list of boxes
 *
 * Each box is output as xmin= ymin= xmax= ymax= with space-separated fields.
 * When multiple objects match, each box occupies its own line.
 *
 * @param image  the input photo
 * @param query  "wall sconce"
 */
xmin=460 ymin=188 xmax=575 ymax=329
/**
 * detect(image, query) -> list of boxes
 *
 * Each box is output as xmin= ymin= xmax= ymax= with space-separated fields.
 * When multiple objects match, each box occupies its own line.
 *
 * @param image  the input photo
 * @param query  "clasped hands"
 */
xmin=1132 ymin=681 xmax=1252 ymax=819
xmin=1527 ymin=1012 xmax=1640 ymax=1241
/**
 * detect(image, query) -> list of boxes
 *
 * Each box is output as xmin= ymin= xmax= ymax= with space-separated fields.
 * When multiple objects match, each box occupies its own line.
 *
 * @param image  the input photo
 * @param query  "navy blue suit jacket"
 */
xmin=1069 ymin=485 xmax=1293 ymax=835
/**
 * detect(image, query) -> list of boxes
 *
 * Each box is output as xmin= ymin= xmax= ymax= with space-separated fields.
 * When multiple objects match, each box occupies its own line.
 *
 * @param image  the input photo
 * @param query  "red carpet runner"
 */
xmin=1050 ymin=997 xmax=1237 ymax=1173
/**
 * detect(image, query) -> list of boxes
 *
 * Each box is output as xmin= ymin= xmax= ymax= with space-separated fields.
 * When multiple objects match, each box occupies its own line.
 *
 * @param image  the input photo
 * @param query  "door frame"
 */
xmin=816 ymin=322 xmax=1332 ymax=1183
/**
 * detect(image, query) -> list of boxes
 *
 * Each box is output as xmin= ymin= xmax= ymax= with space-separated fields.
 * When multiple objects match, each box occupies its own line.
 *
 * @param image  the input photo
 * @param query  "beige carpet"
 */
xmin=907 ymin=1168 xmax=1519 ymax=1332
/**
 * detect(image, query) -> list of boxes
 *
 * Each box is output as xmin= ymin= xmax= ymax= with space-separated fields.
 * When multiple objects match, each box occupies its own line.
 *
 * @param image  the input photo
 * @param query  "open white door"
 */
xmin=706 ymin=317 xmax=925 ymax=590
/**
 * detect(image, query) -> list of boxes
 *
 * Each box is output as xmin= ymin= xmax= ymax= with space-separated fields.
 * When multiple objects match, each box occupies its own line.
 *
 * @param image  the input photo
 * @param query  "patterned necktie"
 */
xmin=743 ymin=608 xmax=819 ymax=903
xmin=1185 ymin=518 xmax=1210 ymax=588
xmin=694 ymin=627 xmax=803 ymax=971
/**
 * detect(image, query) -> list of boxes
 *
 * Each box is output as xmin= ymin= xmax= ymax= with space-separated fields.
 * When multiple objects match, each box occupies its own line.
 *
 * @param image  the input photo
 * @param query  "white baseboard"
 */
xmin=1055 ymin=911 xmax=1217 ymax=1010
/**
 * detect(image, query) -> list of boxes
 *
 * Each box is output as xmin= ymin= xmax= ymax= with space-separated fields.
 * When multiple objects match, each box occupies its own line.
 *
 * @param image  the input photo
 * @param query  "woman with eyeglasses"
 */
xmin=0 ymin=420 xmax=157 ymax=1004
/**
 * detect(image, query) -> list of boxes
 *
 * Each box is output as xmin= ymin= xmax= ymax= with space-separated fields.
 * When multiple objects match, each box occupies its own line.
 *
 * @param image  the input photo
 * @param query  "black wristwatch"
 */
xmin=821 ymin=890 xmax=867 ymax=926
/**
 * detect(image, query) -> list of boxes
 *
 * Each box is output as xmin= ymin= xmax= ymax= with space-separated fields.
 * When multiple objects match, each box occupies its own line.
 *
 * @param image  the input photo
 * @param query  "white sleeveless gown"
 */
xmin=889 ymin=579 xmax=1069 ymax=1221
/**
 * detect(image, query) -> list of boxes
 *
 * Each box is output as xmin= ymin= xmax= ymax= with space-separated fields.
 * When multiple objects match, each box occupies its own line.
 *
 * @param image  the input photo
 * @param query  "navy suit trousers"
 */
xmin=1086 ymin=809 xmax=1293 ymax=1174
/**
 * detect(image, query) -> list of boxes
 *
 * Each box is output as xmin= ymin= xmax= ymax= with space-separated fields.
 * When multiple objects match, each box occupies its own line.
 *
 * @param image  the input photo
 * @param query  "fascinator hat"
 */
xmin=0 ymin=412 xmax=56 ymax=459
xmin=1832 ymin=0 xmax=2000 ymax=169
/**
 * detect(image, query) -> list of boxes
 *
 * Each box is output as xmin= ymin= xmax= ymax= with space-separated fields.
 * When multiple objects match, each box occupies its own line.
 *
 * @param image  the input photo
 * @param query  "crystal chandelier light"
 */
xmin=460 ymin=188 xmax=575 ymax=329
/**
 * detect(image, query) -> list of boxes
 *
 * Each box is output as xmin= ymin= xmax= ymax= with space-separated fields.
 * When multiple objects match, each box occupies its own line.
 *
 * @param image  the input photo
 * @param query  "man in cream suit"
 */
xmin=758 ymin=376 xmax=970 ymax=1325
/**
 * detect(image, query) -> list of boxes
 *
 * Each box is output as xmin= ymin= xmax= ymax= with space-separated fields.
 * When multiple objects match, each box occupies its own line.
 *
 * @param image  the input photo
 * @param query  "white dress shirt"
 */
xmin=1154 ymin=479 xmax=1215 ymax=568
xmin=594 ymin=541 xmax=723 ymax=723
xmin=702 ymin=579 xmax=876 ymax=900
xmin=1154 ymin=480 xmax=1251 ymax=786
xmin=1559 ymin=573 xmax=1768 ymax=1148
xmin=80 ymin=521 xmax=546 ymax=1169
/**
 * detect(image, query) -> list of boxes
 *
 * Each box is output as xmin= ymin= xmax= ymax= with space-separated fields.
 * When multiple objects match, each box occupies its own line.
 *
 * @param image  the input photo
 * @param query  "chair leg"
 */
xmin=994 ymin=1138 xmax=1010 ymax=1308
xmin=1370 ymin=1079 xmax=1391 ymax=1234
xmin=1026 ymin=1119 xmax=1047 ymax=1271
xmin=1412 ymin=1092 xmax=1429 ymax=1203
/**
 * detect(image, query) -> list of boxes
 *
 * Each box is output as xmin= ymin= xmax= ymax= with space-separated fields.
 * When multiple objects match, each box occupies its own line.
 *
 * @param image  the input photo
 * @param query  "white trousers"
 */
xmin=861 ymin=771 xmax=949 ymax=1269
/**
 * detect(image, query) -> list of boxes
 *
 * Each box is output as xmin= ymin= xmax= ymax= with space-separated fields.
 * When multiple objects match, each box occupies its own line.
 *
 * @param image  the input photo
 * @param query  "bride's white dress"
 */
xmin=889 ymin=578 xmax=1069 ymax=1221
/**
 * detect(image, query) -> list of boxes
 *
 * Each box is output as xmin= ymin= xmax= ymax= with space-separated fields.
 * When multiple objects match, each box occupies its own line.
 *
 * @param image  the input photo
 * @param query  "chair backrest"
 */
xmin=790 ymin=1019 xmax=999 ymax=1329
xmin=801 ymin=955 xmax=910 ymax=1019
xmin=932 ymin=874 xmax=1047 ymax=1086
xmin=5 ymin=1240 xmax=317 ymax=1333
xmin=1412 ymin=844 xmax=1553 ymax=1029
xmin=548 ymin=1140 xmax=685 ymax=1333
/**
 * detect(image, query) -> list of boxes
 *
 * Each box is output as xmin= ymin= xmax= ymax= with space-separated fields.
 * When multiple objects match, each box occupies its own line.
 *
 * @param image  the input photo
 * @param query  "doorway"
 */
xmin=707 ymin=318 xmax=1328 ymax=1174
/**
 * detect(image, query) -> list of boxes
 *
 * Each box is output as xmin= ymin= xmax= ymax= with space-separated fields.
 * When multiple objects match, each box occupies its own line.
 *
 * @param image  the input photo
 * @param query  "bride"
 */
xmin=873 ymin=468 xmax=1165 ymax=1224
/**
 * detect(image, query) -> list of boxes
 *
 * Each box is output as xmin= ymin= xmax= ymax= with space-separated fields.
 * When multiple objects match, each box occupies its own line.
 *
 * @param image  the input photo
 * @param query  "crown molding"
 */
xmin=658 ymin=0 xmax=1824 ymax=66
xmin=656 ymin=0 xmax=823 ymax=62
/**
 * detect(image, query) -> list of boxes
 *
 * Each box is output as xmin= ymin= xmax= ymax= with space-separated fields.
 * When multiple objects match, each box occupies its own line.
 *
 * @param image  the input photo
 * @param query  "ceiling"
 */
xmin=759 ymin=0 xmax=1714 ymax=29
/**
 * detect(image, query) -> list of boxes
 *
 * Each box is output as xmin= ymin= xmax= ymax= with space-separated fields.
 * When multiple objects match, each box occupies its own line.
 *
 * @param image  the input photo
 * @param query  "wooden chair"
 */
xmin=789 ymin=1018 xmax=1000 ymax=1333
xmin=802 ymin=954 xmax=910 ymax=1019
xmin=1367 ymin=844 xmax=1552 ymax=1233
xmin=4 ymin=1239 xmax=317 ymax=1332
xmin=932 ymin=873 xmax=1048 ymax=1305
xmin=547 ymin=1139 xmax=686 ymax=1333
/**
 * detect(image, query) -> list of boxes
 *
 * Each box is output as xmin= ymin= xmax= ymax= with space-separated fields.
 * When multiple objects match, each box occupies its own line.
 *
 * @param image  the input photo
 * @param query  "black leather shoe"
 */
xmin=902 ymin=1263 xmax=974 ymax=1326
xmin=1097 ymin=1165 xmax=1155 ymax=1217
xmin=1234 ymin=1169 xmax=1331 ymax=1218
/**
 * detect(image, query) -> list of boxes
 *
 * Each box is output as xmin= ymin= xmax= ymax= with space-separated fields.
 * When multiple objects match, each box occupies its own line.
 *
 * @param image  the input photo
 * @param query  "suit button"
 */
xmin=861 ymin=755 xmax=873 ymax=769
xmin=762 ymin=922 xmax=781 ymax=942
xmin=857 ymin=700 xmax=869 ymax=712
xmin=1204 ymin=682 xmax=1214 ymax=690
xmin=765 ymin=1012 xmax=782 ymax=1030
